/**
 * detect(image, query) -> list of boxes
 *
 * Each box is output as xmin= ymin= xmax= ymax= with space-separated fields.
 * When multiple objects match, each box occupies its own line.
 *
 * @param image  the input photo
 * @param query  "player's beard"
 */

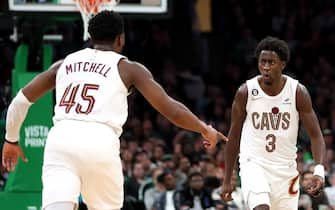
xmin=264 ymin=80 xmax=273 ymax=85
xmin=263 ymin=75 xmax=273 ymax=85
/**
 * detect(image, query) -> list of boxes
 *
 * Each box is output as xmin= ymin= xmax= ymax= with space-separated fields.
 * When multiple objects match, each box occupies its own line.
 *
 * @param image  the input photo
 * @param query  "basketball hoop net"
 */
xmin=74 ymin=0 xmax=120 ymax=41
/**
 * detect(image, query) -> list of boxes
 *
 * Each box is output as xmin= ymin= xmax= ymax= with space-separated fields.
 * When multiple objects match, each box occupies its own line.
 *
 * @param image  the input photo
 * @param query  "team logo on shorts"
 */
xmin=252 ymin=89 xmax=259 ymax=96
xmin=288 ymin=175 xmax=299 ymax=195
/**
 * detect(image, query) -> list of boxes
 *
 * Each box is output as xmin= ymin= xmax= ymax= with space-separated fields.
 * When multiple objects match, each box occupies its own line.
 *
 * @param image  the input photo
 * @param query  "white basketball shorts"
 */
xmin=42 ymin=120 xmax=124 ymax=210
xmin=239 ymin=159 xmax=299 ymax=210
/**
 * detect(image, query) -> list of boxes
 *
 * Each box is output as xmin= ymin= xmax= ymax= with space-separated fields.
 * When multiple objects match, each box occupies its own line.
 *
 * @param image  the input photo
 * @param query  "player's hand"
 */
xmin=221 ymin=181 xmax=234 ymax=202
xmin=305 ymin=175 xmax=324 ymax=197
xmin=201 ymin=125 xmax=228 ymax=150
xmin=2 ymin=142 xmax=28 ymax=172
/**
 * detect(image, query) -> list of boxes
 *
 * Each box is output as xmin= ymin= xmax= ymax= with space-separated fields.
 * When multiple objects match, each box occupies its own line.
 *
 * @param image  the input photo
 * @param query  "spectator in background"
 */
xmin=172 ymin=131 xmax=198 ymax=159
xmin=323 ymin=129 xmax=334 ymax=150
xmin=152 ymin=143 xmax=166 ymax=165
xmin=155 ymin=114 xmax=176 ymax=145
xmin=125 ymin=162 xmax=146 ymax=201
xmin=121 ymin=147 xmax=134 ymax=177
xmin=298 ymin=194 xmax=313 ymax=210
xmin=324 ymin=171 xmax=335 ymax=209
xmin=135 ymin=151 xmax=156 ymax=178
xmin=127 ymin=138 xmax=141 ymax=155
xmin=152 ymin=169 xmax=180 ymax=210
xmin=322 ymin=129 xmax=335 ymax=175
xmin=203 ymin=161 xmax=222 ymax=193
xmin=212 ymin=170 xmax=246 ymax=210
xmin=179 ymin=171 xmax=215 ymax=210
xmin=142 ymin=167 xmax=165 ymax=210
xmin=142 ymin=118 xmax=157 ymax=140
xmin=175 ymin=156 xmax=191 ymax=189
xmin=142 ymin=138 xmax=155 ymax=158
xmin=161 ymin=154 xmax=176 ymax=172
xmin=198 ymin=154 xmax=211 ymax=175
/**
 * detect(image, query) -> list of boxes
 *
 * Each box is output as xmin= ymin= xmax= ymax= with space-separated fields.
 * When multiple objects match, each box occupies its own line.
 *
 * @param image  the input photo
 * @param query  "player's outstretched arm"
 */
xmin=296 ymin=84 xmax=326 ymax=196
xmin=118 ymin=59 xmax=228 ymax=149
xmin=222 ymin=84 xmax=247 ymax=202
xmin=22 ymin=60 xmax=63 ymax=102
xmin=2 ymin=60 xmax=63 ymax=171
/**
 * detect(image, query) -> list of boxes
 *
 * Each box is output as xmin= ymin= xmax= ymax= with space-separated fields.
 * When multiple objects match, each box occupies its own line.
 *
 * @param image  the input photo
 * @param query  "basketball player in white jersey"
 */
xmin=2 ymin=11 xmax=227 ymax=210
xmin=221 ymin=37 xmax=325 ymax=210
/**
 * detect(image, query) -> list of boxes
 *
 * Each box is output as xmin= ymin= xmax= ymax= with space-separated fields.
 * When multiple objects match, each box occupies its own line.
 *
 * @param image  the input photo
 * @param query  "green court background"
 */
xmin=0 ymin=44 xmax=53 ymax=210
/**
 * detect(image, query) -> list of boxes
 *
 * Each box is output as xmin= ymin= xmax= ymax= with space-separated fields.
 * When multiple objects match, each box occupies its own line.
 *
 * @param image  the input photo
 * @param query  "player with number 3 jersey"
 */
xmin=221 ymin=37 xmax=326 ymax=210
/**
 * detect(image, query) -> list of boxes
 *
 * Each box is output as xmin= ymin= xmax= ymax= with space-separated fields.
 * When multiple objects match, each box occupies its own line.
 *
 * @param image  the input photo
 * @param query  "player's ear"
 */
xmin=281 ymin=61 xmax=286 ymax=70
xmin=115 ymin=33 xmax=125 ymax=52
xmin=122 ymin=33 xmax=126 ymax=45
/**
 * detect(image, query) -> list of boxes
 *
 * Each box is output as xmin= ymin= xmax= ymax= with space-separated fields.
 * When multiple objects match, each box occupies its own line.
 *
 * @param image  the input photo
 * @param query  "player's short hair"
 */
xmin=88 ymin=10 xmax=124 ymax=42
xmin=255 ymin=36 xmax=290 ymax=62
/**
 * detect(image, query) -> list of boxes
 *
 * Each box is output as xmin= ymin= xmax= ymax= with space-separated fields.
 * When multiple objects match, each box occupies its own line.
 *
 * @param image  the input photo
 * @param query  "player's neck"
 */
xmin=261 ymin=76 xmax=286 ymax=96
xmin=93 ymin=44 xmax=114 ymax=51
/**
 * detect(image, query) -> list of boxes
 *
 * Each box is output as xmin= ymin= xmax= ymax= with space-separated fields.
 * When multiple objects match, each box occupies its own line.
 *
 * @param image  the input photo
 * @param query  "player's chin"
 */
xmin=263 ymin=78 xmax=273 ymax=85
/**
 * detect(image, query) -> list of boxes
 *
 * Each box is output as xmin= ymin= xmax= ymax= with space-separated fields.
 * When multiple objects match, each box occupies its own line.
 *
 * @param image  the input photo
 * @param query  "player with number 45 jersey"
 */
xmin=53 ymin=49 xmax=128 ymax=137
xmin=2 ymin=11 xmax=227 ymax=210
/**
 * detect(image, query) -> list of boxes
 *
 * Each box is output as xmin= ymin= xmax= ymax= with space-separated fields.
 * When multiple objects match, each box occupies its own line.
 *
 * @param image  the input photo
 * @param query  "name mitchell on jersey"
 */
xmin=65 ymin=62 xmax=111 ymax=77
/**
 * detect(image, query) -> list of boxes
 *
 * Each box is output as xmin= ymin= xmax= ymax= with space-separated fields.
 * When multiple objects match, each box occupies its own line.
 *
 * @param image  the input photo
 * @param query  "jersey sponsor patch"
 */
xmin=252 ymin=88 xmax=259 ymax=96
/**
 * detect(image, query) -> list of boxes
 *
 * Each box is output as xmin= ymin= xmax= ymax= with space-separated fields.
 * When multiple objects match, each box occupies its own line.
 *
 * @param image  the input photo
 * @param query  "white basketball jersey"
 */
xmin=53 ymin=48 xmax=128 ymax=137
xmin=239 ymin=75 xmax=299 ymax=166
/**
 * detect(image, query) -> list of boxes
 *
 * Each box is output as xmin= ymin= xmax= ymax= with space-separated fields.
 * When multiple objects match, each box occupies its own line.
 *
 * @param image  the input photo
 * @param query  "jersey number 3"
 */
xmin=59 ymin=83 xmax=99 ymax=114
xmin=265 ymin=134 xmax=276 ymax=152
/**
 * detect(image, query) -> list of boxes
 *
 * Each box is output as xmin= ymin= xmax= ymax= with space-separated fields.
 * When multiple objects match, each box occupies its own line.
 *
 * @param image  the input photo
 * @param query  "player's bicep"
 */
xmin=296 ymin=84 xmax=315 ymax=121
xmin=138 ymin=77 xmax=173 ymax=111
xmin=296 ymin=84 xmax=313 ymax=113
xmin=296 ymin=84 xmax=322 ymax=139
xmin=22 ymin=60 xmax=62 ymax=102
xmin=225 ymin=85 xmax=247 ymax=156
xmin=230 ymin=85 xmax=247 ymax=131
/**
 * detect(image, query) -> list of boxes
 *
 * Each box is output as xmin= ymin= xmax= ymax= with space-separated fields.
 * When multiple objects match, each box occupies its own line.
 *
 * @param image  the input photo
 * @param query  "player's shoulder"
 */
xmin=48 ymin=59 xmax=64 ymax=74
xmin=118 ymin=58 xmax=152 ymax=88
xmin=119 ymin=58 xmax=143 ymax=66
xmin=237 ymin=76 xmax=253 ymax=96
xmin=295 ymin=81 xmax=313 ymax=111
xmin=237 ymin=83 xmax=248 ymax=93
xmin=296 ymin=83 xmax=310 ymax=97
xmin=119 ymin=58 xmax=149 ymax=74
xmin=234 ymin=82 xmax=248 ymax=103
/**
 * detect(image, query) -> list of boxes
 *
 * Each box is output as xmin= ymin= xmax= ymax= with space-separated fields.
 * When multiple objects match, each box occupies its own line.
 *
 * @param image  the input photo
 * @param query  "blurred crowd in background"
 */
xmin=0 ymin=0 xmax=335 ymax=209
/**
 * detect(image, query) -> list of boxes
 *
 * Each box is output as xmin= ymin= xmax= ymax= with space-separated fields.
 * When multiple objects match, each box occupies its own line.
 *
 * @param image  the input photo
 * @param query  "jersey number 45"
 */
xmin=59 ymin=83 xmax=100 ymax=115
